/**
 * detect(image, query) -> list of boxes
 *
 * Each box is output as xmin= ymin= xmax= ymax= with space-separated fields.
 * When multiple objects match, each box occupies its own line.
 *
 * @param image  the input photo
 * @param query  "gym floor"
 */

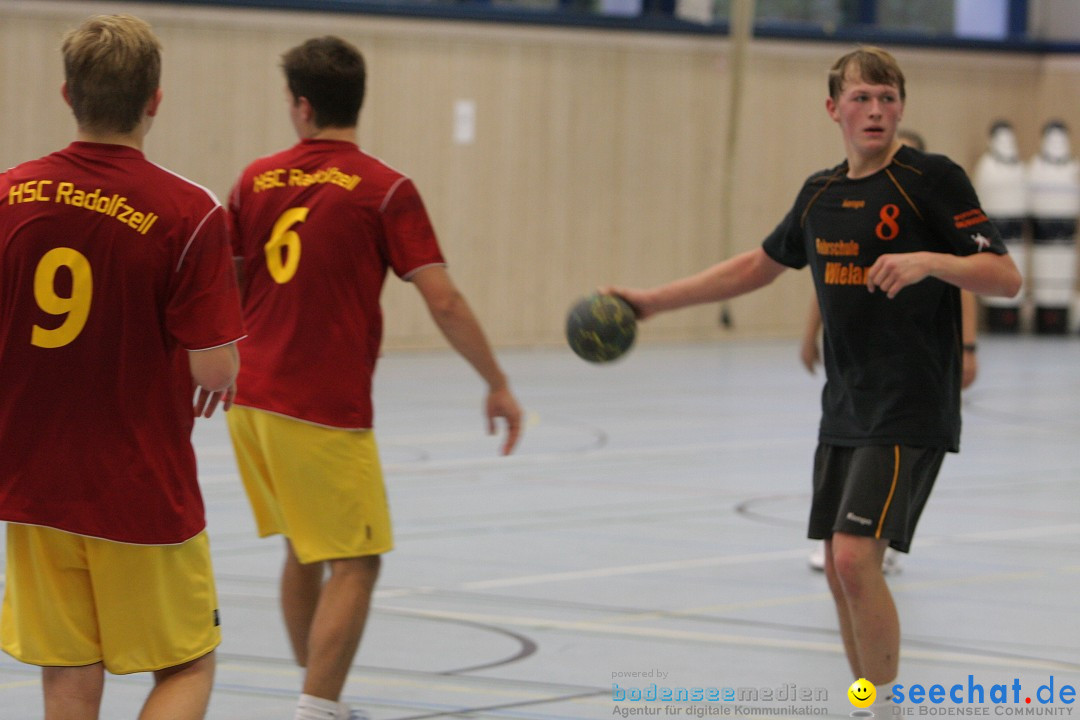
xmin=2 ymin=335 xmax=1078 ymax=719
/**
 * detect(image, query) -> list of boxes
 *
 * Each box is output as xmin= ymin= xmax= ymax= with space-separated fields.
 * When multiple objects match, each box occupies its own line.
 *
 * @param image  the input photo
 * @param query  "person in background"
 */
xmin=0 ymin=14 xmax=244 ymax=720
xmin=226 ymin=35 xmax=523 ymax=720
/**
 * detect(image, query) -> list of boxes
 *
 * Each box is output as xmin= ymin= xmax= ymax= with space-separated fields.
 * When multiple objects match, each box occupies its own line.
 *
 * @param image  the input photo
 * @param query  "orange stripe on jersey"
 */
xmin=876 ymin=445 xmax=901 ymax=539
xmin=890 ymin=158 xmax=924 ymax=176
xmin=885 ymin=169 xmax=924 ymax=221
xmin=800 ymin=167 xmax=846 ymax=228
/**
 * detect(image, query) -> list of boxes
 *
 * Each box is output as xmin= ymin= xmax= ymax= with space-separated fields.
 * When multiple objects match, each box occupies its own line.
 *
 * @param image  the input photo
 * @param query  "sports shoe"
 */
xmin=344 ymin=708 xmax=371 ymax=720
xmin=869 ymin=692 xmax=898 ymax=717
xmin=849 ymin=692 xmax=896 ymax=717
xmin=881 ymin=549 xmax=902 ymax=576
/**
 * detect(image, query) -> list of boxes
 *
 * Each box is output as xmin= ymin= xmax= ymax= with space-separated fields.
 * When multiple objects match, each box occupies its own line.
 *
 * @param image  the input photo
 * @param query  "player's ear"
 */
xmin=298 ymin=96 xmax=315 ymax=123
xmin=825 ymin=96 xmax=839 ymax=122
xmin=146 ymin=88 xmax=163 ymax=118
xmin=60 ymin=83 xmax=72 ymax=109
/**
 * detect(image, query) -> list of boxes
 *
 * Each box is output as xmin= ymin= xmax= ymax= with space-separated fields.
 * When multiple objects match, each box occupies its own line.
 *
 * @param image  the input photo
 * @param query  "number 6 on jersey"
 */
xmin=265 ymin=207 xmax=309 ymax=284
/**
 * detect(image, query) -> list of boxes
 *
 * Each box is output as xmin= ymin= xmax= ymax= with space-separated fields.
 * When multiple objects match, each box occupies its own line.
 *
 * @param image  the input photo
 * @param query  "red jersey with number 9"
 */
xmin=228 ymin=139 xmax=446 ymax=429
xmin=0 ymin=142 xmax=246 ymax=545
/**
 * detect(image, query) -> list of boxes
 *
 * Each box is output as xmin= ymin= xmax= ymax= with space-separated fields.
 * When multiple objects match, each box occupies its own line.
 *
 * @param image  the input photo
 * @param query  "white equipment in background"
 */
xmin=1027 ymin=120 xmax=1080 ymax=334
xmin=973 ymin=120 xmax=1028 ymax=332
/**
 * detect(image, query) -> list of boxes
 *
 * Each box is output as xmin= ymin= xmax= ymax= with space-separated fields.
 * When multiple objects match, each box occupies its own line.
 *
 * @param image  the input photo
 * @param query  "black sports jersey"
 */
xmin=763 ymin=145 xmax=1008 ymax=451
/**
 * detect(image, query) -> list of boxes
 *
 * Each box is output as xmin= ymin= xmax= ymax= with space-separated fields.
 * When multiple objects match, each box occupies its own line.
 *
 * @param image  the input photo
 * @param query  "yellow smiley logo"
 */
xmin=848 ymin=678 xmax=877 ymax=708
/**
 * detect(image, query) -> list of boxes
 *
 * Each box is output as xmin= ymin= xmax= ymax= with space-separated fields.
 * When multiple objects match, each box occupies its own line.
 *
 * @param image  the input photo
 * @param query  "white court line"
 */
xmin=625 ymin=567 xmax=1076 ymax=621
xmin=916 ymin=523 xmax=1080 ymax=547
xmin=218 ymin=660 xmax=600 ymax=704
xmin=377 ymin=607 xmax=1080 ymax=673
xmin=378 ymin=566 xmax=1078 ymax=633
xmin=378 ymin=437 xmax=813 ymax=474
xmin=193 ymin=434 xmax=813 ymax=478
xmin=460 ymin=548 xmax=810 ymax=590
xmin=373 ymin=524 xmax=1080 ymax=601
xmin=452 ymin=523 xmax=1080 ymax=591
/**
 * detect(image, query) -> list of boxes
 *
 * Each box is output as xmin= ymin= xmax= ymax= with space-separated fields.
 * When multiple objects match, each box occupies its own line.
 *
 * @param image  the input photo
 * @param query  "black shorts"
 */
xmin=808 ymin=443 xmax=946 ymax=553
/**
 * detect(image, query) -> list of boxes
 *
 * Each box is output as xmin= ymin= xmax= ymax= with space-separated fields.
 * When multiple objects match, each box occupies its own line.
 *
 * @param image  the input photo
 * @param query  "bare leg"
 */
xmin=42 ymin=663 xmax=105 ymax=720
xmin=823 ymin=537 xmax=862 ymax=678
xmin=139 ymin=651 xmax=216 ymax=720
xmin=282 ymin=541 xmax=326 ymax=667
xmin=300 ymin=554 xmax=381 ymax=701
xmin=824 ymin=533 xmax=899 ymax=684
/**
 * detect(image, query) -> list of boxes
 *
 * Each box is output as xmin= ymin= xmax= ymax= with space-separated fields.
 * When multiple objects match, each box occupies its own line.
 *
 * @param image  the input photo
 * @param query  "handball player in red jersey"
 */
xmin=227 ymin=35 xmax=522 ymax=720
xmin=0 ymin=14 xmax=244 ymax=720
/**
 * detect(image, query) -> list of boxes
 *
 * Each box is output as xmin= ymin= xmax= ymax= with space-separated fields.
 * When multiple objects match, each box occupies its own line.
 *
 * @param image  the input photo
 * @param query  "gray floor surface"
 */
xmin=2 ymin=335 xmax=1078 ymax=719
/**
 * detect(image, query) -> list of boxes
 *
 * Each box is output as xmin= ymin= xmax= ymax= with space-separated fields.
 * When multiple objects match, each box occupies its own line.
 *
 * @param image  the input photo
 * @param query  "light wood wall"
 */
xmin=0 ymin=1 xmax=1074 ymax=350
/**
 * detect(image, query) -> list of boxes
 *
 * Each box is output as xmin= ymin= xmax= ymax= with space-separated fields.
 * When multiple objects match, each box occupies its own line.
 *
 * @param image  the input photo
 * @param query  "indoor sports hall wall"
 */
xmin=1 ymin=1 xmax=1076 ymax=350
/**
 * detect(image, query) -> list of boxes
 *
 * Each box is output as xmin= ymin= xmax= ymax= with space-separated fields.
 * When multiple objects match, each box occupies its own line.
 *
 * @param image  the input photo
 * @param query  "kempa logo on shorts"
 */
xmin=846 ymin=512 xmax=874 ymax=527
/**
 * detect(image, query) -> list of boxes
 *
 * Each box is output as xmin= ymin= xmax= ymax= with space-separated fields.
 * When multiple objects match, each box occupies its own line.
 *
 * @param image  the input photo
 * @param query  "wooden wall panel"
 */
xmin=2 ymin=1 xmax=1076 ymax=351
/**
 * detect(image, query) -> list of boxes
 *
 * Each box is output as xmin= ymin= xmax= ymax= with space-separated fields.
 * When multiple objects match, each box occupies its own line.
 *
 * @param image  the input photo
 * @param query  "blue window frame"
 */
xmin=118 ymin=0 xmax=1080 ymax=51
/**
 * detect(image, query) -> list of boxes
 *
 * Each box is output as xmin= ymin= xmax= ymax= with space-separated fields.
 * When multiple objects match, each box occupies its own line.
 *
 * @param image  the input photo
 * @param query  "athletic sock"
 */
xmin=294 ymin=694 xmax=344 ymax=720
xmin=871 ymin=690 xmax=897 ymax=717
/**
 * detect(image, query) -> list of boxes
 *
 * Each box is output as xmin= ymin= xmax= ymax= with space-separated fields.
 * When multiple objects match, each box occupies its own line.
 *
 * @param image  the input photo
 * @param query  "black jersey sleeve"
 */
xmin=761 ymin=205 xmax=808 ymax=269
xmin=917 ymin=154 xmax=1009 ymax=257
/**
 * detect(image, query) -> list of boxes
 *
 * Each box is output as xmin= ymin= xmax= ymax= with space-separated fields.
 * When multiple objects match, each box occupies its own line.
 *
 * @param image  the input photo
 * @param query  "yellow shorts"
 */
xmin=227 ymin=406 xmax=393 ymax=564
xmin=1 ymin=524 xmax=220 ymax=675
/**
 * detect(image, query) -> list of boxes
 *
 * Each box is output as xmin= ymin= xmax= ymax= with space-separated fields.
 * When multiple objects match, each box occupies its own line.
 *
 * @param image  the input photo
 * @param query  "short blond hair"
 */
xmin=62 ymin=14 xmax=161 ymax=134
xmin=828 ymin=46 xmax=905 ymax=102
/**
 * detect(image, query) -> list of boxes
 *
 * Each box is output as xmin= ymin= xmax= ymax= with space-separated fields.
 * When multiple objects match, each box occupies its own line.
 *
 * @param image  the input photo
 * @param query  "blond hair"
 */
xmin=62 ymin=14 xmax=161 ymax=134
xmin=828 ymin=46 xmax=905 ymax=102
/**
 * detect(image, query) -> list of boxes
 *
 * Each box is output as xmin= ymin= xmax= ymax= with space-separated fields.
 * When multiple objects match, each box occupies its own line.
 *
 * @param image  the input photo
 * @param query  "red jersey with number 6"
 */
xmin=0 ymin=142 xmax=246 ymax=545
xmin=228 ymin=139 xmax=445 ymax=429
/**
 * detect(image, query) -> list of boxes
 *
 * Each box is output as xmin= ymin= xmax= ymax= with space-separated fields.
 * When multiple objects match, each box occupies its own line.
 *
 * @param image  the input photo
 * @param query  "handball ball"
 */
xmin=565 ymin=294 xmax=637 ymax=363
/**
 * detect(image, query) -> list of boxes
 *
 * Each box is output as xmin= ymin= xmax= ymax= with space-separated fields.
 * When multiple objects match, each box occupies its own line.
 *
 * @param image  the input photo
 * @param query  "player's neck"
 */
xmin=75 ymin=115 xmax=150 ymax=151
xmin=846 ymin=141 xmax=901 ymax=179
xmin=74 ymin=129 xmax=144 ymax=151
xmin=306 ymin=126 xmax=357 ymax=143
